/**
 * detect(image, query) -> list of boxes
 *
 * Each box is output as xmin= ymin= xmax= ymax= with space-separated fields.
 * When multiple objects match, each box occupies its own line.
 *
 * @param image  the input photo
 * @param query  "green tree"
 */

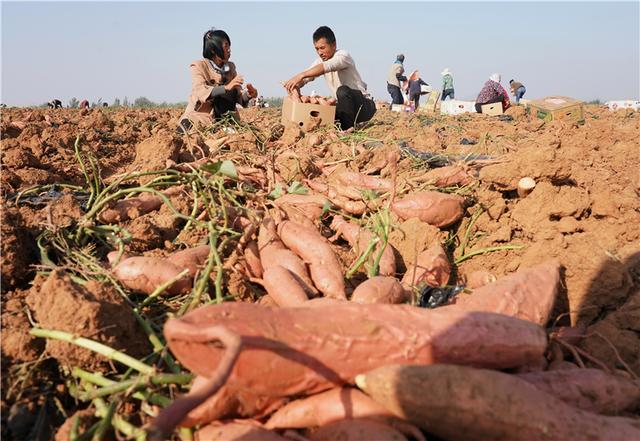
xmin=113 ymin=98 xmax=121 ymax=107
xmin=123 ymin=96 xmax=130 ymax=107
xmin=133 ymin=96 xmax=155 ymax=108
xmin=264 ymin=97 xmax=283 ymax=108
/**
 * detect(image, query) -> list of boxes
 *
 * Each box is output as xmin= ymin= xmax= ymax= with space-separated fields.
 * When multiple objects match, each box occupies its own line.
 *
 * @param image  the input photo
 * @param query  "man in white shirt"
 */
xmin=284 ymin=26 xmax=376 ymax=130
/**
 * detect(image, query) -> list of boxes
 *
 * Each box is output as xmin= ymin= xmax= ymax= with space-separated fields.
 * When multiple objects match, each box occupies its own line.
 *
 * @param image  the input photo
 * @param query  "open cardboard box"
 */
xmin=281 ymin=97 xmax=336 ymax=131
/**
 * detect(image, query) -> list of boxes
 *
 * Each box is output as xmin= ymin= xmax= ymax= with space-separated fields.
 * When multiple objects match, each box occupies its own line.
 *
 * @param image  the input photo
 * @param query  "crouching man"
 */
xmin=284 ymin=26 xmax=376 ymax=130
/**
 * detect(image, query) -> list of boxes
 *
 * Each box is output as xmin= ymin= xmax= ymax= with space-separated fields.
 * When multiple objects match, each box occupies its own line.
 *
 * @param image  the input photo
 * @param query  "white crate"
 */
xmin=605 ymin=100 xmax=640 ymax=111
xmin=440 ymin=100 xmax=476 ymax=115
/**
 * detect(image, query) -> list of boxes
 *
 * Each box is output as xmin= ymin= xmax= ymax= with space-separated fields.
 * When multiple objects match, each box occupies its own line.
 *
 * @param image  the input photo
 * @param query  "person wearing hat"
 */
xmin=475 ymin=73 xmax=510 ymax=113
xmin=177 ymin=28 xmax=258 ymax=134
xmin=509 ymin=79 xmax=526 ymax=104
xmin=386 ymin=54 xmax=407 ymax=106
xmin=441 ymin=68 xmax=455 ymax=101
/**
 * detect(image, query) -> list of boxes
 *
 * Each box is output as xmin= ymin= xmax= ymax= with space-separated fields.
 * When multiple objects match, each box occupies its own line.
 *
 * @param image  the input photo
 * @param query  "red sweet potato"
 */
xmin=244 ymin=241 xmax=263 ymax=278
xmin=170 ymin=245 xmax=210 ymax=277
xmin=262 ymin=266 xmax=309 ymax=307
xmin=98 ymin=185 xmax=185 ymax=224
xmin=401 ymin=244 xmax=450 ymax=289
xmin=330 ymin=216 xmax=396 ymax=277
xmin=278 ymin=220 xmax=346 ymax=299
xmin=181 ymin=378 xmax=287 ymax=428
xmin=516 ymin=368 xmax=640 ymax=415
xmin=258 ymin=218 xmax=316 ymax=295
xmin=446 ymin=259 xmax=560 ymax=326
xmin=164 ymin=302 xmax=548 ymax=398
xmin=356 ymin=364 xmax=640 ymax=441
xmin=414 ymin=165 xmax=475 ymax=187
xmin=265 ymin=387 xmax=394 ymax=429
xmin=391 ymin=191 xmax=465 ymax=228
xmin=308 ymin=419 xmax=407 ymax=441
xmin=351 ymin=277 xmax=405 ymax=304
xmin=195 ymin=421 xmax=288 ymax=441
xmin=335 ymin=171 xmax=392 ymax=192
xmin=112 ymin=256 xmax=192 ymax=295
xmin=274 ymin=194 xmax=329 ymax=221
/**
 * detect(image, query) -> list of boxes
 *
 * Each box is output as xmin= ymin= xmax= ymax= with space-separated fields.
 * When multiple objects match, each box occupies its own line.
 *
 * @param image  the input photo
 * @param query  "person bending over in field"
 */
xmin=283 ymin=26 xmax=376 ymax=130
xmin=178 ymin=29 xmax=258 ymax=134
xmin=475 ymin=73 xmax=510 ymax=113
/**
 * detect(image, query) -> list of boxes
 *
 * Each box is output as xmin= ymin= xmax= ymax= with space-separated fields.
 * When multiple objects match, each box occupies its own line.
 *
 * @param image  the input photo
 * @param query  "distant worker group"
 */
xmin=385 ymin=53 xmax=526 ymax=114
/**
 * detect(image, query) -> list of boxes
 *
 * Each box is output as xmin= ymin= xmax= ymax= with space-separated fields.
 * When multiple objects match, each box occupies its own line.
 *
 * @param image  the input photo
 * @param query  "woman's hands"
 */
xmin=225 ymin=75 xmax=244 ymax=91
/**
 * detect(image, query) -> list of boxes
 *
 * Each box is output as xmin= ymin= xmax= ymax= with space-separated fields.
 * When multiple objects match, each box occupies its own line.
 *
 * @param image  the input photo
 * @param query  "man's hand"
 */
xmin=283 ymin=73 xmax=305 ymax=93
xmin=246 ymin=83 xmax=258 ymax=99
xmin=225 ymin=75 xmax=244 ymax=91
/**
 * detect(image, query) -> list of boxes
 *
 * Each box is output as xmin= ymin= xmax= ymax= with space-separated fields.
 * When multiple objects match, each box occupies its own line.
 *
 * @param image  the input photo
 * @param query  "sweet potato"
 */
xmin=446 ymin=259 xmax=560 ymax=326
xmin=330 ymin=216 xmax=396 ymax=277
xmin=274 ymin=194 xmax=329 ymax=221
xmin=112 ymin=256 xmax=192 ymax=295
xmin=181 ymin=378 xmax=287 ymax=427
xmin=164 ymin=303 xmax=548 ymax=398
xmin=401 ymin=244 xmax=450 ymax=289
xmin=265 ymin=387 xmax=395 ymax=429
xmin=244 ymin=241 xmax=263 ymax=278
xmin=98 ymin=185 xmax=185 ymax=224
xmin=414 ymin=165 xmax=475 ymax=187
xmin=262 ymin=266 xmax=309 ymax=307
xmin=391 ymin=191 xmax=465 ymax=228
xmin=351 ymin=277 xmax=405 ymax=304
xmin=278 ymin=220 xmax=346 ymax=299
xmin=258 ymin=218 xmax=316 ymax=295
xmin=356 ymin=364 xmax=640 ymax=441
xmin=195 ymin=422 xmax=288 ymax=441
xmin=308 ymin=419 xmax=407 ymax=441
xmin=517 ymin=368 xmax=640 ymax=415
xmin=335 ymin=171 xmax=392 ymax=192
xmin=170 ymin=245 xmax=210 ymax=277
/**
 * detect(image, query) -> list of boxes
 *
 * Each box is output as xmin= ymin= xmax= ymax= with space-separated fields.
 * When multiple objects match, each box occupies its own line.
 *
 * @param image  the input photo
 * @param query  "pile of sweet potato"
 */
xmin=146 ymin=258 xmax=640 ymax=440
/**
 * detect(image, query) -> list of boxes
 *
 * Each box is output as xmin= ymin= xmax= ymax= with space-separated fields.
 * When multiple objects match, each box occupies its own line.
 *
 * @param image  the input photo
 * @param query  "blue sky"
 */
xmin=2 ymin=1 xmax=638 ymax=106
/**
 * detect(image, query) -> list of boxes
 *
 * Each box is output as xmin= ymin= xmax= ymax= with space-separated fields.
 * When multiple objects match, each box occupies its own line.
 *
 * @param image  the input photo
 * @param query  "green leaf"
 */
xmin=287 ymin=181 xmax=308 ymax=195
xmin=360 ymin=189 xmax=379 ymax=201
xmin=268 ymin=184 xmax=283 ymax=200
xmin=321 ymin=200 xmax=332 ymax=216
xmin=200 ymin=160 xmax=238 ymax=179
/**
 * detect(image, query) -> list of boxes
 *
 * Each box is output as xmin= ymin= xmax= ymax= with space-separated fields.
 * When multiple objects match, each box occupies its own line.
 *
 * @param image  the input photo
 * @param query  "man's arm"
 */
xmin=284 ymin=63 xmax=325 ymax=93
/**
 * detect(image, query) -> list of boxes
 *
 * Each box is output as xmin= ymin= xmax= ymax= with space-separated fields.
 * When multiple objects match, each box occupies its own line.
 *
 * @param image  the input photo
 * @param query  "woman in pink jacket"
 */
xmin=178 ymin=29 xmax=257 ymax=134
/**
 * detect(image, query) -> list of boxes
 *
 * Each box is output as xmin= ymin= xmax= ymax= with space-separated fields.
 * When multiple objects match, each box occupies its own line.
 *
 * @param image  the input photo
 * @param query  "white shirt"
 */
xmin=305 ymin=49 xmax=369 ymax=98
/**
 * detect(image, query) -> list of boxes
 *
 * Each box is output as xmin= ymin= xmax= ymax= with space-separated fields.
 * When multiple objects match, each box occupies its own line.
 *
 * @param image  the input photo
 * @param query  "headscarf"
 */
xmin=489 ymin=73 xmax=501 ymax=83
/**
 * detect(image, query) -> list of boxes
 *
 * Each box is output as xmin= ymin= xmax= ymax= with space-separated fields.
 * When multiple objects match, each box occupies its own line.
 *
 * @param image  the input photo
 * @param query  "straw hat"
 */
xmin=441 ymin=68 xmax=451 ymax=76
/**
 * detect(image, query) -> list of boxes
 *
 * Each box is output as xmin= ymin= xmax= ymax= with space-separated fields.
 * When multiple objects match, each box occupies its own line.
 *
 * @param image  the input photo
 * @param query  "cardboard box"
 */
xmin=391 ymin=103 xmax=414 ymax=113
xmin=481 ymin=102 xmax=504 ymax=116
xmin=528 ymin=96 xmax=584 ymax=123
xmin=440 ymin=100 xmax=476 ymax=115
xmin=605 ymin=100 xmax=640 ymax=111
xmin=419 ymin=91 xmax=440 ymax=113
xmin=281 ymin=97 xmax=336 ymax=131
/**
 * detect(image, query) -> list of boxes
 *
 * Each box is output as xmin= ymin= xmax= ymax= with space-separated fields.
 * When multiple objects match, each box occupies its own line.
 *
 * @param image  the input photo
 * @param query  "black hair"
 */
xmin=203 ymin=29 xmax=231 ymax=60
xmin=509 ymin=79 xmax=514 ymax=83
xmin=313 ymin=26 xmax=336 ymax=45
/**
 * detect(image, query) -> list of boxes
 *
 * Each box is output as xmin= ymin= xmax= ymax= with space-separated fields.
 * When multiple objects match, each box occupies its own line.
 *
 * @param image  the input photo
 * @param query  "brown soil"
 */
xmin=1 ymin=105 xmax=638 ymax=438
xmin=24 ymin=271 xmax=150 ymax=370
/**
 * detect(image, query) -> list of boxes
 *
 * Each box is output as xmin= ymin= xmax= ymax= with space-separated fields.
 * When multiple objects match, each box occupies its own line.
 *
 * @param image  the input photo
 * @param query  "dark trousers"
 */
xmin=475 ymin=95 xmax=505 ymax=113
xmin=442 ymin=89 xmax=455 ymax=101
xmin=178 ymin=89 xmax=239 ymax=134
xmin=336 ymin=85 xmax=377 ymax=130
xmin=387 ymin=83 xmax=404 ymax=105
xmin=410 ymin=93 xmax=421 ymax=109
